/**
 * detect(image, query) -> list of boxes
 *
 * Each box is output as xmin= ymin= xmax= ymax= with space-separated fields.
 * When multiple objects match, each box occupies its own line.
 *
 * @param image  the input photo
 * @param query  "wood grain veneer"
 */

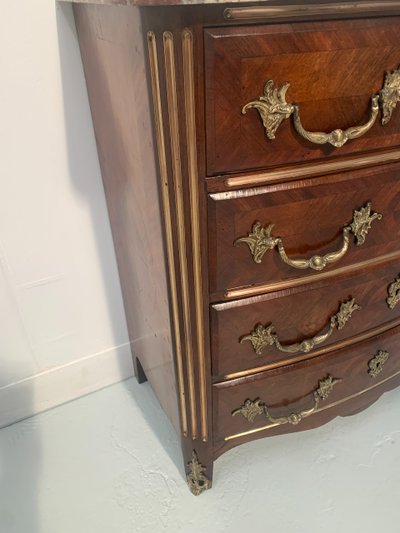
xmin=72 ymin=0 xmax=400 ymax=495
xmin=211 ymin=256 xmax=400 ymax=378
xmin=214 ymin=323 xmax=400 ymax=453
xmin=208 ymin=163 xmax=400 ymax=295
xmin=205 ymin=19 xmax=400 ymax=175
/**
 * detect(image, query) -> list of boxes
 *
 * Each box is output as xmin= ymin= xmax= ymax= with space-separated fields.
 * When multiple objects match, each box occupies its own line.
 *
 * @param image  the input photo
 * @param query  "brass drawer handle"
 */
xmin=232 ymin=375 xmax=341 ymax=426
xmin=235 ymin=202 xmax=382 ymax=271
xmin=292 ymin=96 xmax=379 ymax=148
xmin=242 ymin=67 xmax=400 ymax=147
xmin=241 ymin=298 xmax=360 ymax=355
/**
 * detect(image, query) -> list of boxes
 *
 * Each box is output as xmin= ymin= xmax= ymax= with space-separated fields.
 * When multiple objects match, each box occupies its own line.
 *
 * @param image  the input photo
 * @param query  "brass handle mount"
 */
xmin=242 ymin=66 xmax=400 ymax=146
xmin=235 ymin=202 xmax=382 ymax=271
xmin=232 ymin=375 xmax=341 ymax=425
xmin=241 ymin=298 xmax=360 ymax=356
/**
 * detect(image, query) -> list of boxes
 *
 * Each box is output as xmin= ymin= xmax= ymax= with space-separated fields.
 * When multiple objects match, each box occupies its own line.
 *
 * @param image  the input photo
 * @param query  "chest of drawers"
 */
xmin=72 ymin=0 xmax=400 ymax=495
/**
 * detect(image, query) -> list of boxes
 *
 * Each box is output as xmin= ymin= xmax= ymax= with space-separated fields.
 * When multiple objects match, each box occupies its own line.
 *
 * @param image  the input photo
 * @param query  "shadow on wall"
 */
xmin=55 ymin=2 xmax=182 ymax=475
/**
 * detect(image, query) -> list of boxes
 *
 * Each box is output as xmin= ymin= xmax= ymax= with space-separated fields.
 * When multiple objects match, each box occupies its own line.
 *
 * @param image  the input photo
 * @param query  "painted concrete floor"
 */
xmin=1 ymin=378 xmax=400 ymax=533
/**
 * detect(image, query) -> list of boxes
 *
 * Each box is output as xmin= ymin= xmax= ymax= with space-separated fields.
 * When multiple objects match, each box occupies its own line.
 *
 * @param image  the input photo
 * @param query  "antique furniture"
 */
xmin=69 ymin=0 xmax=400 ymax=494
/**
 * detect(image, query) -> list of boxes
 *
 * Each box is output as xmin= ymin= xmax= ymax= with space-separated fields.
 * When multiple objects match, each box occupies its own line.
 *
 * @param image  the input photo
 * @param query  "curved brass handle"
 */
xmin=276 ymin=227 xmax=350 ymax=271
xmin=292 ymin=95 xmax=380 ymax=148
xmin=232 ymin=375 xmax=341 ymax=426
xmin=235 ymin=202 xmax=382 ymax=271
xmin=242 ymin=67 xmax=400 ymax=146
xmin=241 ymin=298 xmax=360 ymax=355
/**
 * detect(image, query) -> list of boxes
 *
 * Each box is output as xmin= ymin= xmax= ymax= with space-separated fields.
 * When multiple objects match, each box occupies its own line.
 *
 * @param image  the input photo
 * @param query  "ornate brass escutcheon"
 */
xmin=235 ymin=202 xmax=382 ymax=270
xmin=242 ymin=66 xmax=400 ymax=147
xmin=368 ymin=350 xmax=389 ymax=379
xmin=387 ymin=275 xmax=400 ymax=310
xmin=240 ymin=298 xmax=360 ymax=356
xmin=232 ymin=375 xmax=341 ymax=426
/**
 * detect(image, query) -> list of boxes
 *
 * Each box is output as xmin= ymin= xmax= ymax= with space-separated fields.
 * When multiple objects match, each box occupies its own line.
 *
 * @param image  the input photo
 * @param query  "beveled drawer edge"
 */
xmin=223 ymin=367 xmax=400 ymax=442
xmin=210 ymin=149 xmax=400 ymax=193
xmin=217 ymin=250 xmax=400 ymax=302
xmin=224 ymin=2 xmax=400 ymax=22
xmin=215 ymin=317 xmax=400 ymax=382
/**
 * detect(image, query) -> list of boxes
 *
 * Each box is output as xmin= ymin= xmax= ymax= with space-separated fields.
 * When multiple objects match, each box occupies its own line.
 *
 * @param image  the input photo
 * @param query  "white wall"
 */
xmin=0 ymin=1 xmax=133 ymax=427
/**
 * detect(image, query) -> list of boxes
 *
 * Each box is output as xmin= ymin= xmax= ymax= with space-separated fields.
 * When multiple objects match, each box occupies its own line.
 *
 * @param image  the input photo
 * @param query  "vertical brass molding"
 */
xmin=147 ymin=32 xmax=188 ymax=437
xmin=163 ymin=31 xmax=198 ymax=440
xmin=182 ymin=28 xmax=208 ymax=442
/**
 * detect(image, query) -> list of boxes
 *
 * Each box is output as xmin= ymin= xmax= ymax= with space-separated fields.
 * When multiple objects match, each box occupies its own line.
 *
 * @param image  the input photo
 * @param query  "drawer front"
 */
xmin=204 ymin=18 xmax=400 ymax=176
xmin=208 ymin=163 xmax=400 ymax=295
xmin=213 ymin=324 xmax=400 ymax=443
xmin=211 ymin=257 xmax=400 ymax=378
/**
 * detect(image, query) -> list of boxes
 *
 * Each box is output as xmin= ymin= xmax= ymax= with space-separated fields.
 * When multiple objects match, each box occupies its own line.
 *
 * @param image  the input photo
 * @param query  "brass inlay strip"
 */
xmin=222 ymin=250 xmax=400 ymax=301
xmin=182 ymin=29 xmax=208 ymax=442
xmin=147 ymin=32 xmax=187 ymax=436
xmin=164 ymin=31 xmax=197 ymax=439
xmin=224 ymin=368 xmax=400 ymax=441
xmin=220 ymin=150 xmax=400 ymax=191
xmin=220 ymin=318 xmax=400 ymax=381
xmin=224 ymin=2 xmax=400 ymax=21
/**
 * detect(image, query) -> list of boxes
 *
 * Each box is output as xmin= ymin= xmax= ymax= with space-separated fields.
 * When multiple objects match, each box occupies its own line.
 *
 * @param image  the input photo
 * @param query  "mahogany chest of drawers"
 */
xmin=72 ymin=0 xmax=400 ymax=495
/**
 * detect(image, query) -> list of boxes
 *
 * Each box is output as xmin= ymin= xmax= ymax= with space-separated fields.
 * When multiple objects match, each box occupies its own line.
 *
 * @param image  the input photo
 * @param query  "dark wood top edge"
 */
xmin=59 ymin=0 xmax=400 ymax=10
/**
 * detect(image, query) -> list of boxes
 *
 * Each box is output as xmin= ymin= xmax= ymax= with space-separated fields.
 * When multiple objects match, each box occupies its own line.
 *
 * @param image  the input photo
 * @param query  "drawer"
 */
xmin=213 ymin=324 xmax=400 ymax=444
xmin=211 ymin=256 xmax=400 ymax=378
xmin=208 ymin=163 xmax=400 ymax=295
xmin=204 ymin=18 xmax=400 ymax=176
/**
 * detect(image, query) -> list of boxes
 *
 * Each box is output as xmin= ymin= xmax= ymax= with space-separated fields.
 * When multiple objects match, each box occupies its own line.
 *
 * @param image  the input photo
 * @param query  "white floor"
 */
xmin=1 ymin=378 xmax=400 ymax=533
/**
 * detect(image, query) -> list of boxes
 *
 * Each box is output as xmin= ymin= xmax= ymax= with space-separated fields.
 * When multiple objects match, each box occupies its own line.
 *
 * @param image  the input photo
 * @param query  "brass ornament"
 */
xmin=387 ymin=275 xmax=400 ymax=310
xmin=240 ymin=298 xmax=360 ymax=356
xmin=186 ymin=451 xmax=211 ymax=496
xmin=349 ymin=202 xmax=382 ymax=246
xmin=235 ymin=202 xmax=382 ymax=269
xmin=242 ymin=80 xmax=294 ymax=140
xmin=380 ymin=66 xmax=400 ymax=125
xmin=232 ymin=375 xmax=341 ymax=426
xmin=241 ymin=324 xmax=276 ymax=356
xmin=368 ymin=350 xmax=389 ymax=379
xmin=234 ymin=222 xmax=278 ymax=264
xmin=232 ymin=399 xmax=265 ymax=422
xmin=243 ymin=67 xmax=400 ymax=147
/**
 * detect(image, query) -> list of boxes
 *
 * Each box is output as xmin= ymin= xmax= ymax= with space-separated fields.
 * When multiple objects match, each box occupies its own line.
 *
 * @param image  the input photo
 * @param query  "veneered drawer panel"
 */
xmin=213 ymin=324 xmax=400 ymax=444
xmin=211 ymin=256 xmax=400 ymax=378
xmin=208 ymin=163 xmax=400 ymax=295
xmin=204 ymin=18 xmax=400 ymax=176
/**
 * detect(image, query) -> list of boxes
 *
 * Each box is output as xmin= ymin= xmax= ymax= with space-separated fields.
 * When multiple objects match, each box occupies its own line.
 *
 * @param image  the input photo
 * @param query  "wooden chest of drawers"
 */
xmin=72 ymin=0 xmax=400 ymax=495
